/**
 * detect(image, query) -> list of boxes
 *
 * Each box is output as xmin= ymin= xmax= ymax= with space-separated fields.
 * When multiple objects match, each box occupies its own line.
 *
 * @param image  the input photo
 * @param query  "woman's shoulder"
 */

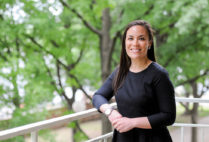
xmin=109 ymin=66 xmax=119 ymax=78
xmin=150 ymin=62 xmax=169 ymax=76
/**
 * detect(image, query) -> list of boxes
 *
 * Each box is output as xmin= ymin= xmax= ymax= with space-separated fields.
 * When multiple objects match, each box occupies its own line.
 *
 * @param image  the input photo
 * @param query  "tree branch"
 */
xmin=0 ymin=52 xmax=8 ymax=61
xmin=135 ymin=4 xmax=154 ymax=20
xmin=15 ymin=36 xmax=20 ymax=58
xmin=49 ymin=37 xmax=84 ymax=71
xmin=90 ymin=0 xmax=96 ymax=9
xmin=42 ymin=55 xmax=73 ymax=104
xmin=143 ymin=4 xmax=154 ymax=17
xmin=199 ymin=84 xmax=209 ymax=98
xmin=68 ymin=73 xmax=92 ymax=100
xmin=163 ymin=46 xmax=187 ymax=67
xmin=111 ymin=31 xmax=121 ymax=49
xmin=0 ymin=36 xmax=11 ymax=55
xmin=24 ymin=34 xmax=69 ymax=70
xmin=67 ymin=47 xmax=84 ymax=70
xmin=177 ymin=69 xmax=209 ymax=86
xmin=109 ymin=31 xmax=121 ymax=66
xmin=25 ymin=34 xmax=89 ymax=102
xmin=42 ymin=57 xmax=62 ymax=96
xmin=75 ymin=121 xmax=90 ymax=139
xmin=162 ymin=29 xmax=204 ymax=67
xmin=50 ymin=40 xmax=59 ymax=48
xmin=0 ymin=14 xmax=3 ymax=20
xmin=179 ymin=102 xmax=191 ymax=111
xmin=56 ymin=61 xmax=71 ymax=102
xmin=59 ymin=0 xmax=102 ymax=35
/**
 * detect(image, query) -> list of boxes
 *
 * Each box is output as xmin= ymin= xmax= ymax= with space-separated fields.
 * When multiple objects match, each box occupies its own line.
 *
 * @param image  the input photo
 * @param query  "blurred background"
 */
xmin=0 ymin=0 xmax=209 ymax=142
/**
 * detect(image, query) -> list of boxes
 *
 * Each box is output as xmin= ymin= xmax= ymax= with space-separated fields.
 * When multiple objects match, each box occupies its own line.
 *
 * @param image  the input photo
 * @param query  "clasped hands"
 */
xmin=108 ymin=110 xmax=134 ymax=133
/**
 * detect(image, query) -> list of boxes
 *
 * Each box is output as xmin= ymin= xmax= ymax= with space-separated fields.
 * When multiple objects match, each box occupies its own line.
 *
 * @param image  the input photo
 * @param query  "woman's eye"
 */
xmin=139 ymin=37 xmax=145 ymax=40
xmin=128 ymin=37 xmax=133 ymax=40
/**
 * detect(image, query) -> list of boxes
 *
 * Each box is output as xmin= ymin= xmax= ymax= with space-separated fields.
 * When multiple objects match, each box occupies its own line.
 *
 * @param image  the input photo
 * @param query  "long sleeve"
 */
xmin=147 ymin=70 xmax=176 ymax=128
xmin=92 ymin=69 xmax=117 ymax=111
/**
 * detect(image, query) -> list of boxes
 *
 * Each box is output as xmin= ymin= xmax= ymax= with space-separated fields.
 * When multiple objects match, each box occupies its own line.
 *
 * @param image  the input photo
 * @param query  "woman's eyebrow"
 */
xmin=127 ymin=35 xmax=145 ymax=37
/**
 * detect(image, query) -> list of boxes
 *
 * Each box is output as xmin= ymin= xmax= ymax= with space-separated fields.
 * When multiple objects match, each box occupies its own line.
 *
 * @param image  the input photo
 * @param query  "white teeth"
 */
xmin=131 ymin=49 xmax=141 ymax=53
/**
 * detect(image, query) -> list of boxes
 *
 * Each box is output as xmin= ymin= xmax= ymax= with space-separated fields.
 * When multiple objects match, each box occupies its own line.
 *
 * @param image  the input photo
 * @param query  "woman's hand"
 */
xmin=112 ymin=117 xmax=134 ymax=133
xmin=108 ymin=110 xmax=122 ymax=123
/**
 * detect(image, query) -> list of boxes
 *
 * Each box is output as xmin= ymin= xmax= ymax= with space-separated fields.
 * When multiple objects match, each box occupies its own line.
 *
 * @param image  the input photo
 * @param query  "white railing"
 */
xmin=0 ymin=97 xmax=209 ymax=142
xmin=86 ymin=97 xmax=209 ymax=142
xmin=0 ymin=108 xmax=99 ymax=141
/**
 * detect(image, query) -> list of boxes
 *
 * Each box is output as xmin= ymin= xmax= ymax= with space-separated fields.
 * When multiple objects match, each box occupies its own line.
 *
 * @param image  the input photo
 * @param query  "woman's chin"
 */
xmin=128 ymin=55 xmax=145 ymax=60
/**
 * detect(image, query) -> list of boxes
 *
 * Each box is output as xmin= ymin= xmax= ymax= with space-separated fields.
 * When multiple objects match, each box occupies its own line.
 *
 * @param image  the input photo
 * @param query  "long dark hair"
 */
xmin=113 ymin=20 xmax=156 ymax=92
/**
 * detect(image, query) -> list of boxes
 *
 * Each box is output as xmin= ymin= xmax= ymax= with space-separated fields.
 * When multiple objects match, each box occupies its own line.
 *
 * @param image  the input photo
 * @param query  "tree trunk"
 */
xmin=191 ymin=103 xmax=198 ymax=142
xmin=191 ymin=82 xmax=198 ymax=142
xmin=183 ymin=92 xmax=191 ymax=115
xmin=61 ymin=3 xmax=116 ymax=139
xmin=68 ymin=87 xmax=76 ymax=142
xmin=100 ymin=8 xmax=112 ymax=82
xmin=100 ymin=8 xmax=113 ymax=141
xmin=102 ymin=115 xmax=112 ymax=141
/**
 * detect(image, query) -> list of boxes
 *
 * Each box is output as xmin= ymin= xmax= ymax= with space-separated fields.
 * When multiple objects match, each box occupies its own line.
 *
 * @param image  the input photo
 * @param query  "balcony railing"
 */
xmin=0 ymin=97 xmax=209 ymax=142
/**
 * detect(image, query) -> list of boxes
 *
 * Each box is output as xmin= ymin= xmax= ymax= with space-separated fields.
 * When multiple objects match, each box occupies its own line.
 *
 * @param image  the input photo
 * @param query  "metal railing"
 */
xmin=86 ymin=97 xmax=209 ymax=142
xmin=0 ymin=97 xmax=209 ymax=142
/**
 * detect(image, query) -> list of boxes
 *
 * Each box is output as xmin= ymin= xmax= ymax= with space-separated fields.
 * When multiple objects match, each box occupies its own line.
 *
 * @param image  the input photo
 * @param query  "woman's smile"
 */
xmin=130 ymin=48 xmax=142 ymax=53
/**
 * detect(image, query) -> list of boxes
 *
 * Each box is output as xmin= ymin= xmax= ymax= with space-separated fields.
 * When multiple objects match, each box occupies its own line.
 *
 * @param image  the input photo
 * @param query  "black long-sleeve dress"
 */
xmin=92 ymin=62 xmax=176 ymax=142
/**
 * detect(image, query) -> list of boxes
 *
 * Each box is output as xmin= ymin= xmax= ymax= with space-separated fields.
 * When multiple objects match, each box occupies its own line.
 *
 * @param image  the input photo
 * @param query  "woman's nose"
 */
xmin=133 ymin=39 xmax=139 ymax=46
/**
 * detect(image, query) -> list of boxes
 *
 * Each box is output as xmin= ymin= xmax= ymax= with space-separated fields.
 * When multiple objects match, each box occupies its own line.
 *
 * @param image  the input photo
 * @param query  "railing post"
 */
xmin=201 ymin=128 xmax=204 ymax=142
xmin=31 ymin=131 xmax=38 ymax=142
xmin=181 ymin=127 xmax=184 ymax=142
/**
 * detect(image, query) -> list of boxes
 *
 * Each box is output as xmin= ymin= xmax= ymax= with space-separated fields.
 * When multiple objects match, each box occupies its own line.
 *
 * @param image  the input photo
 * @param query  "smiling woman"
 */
xmin=92 ymin=20 xmax=176 ymax=142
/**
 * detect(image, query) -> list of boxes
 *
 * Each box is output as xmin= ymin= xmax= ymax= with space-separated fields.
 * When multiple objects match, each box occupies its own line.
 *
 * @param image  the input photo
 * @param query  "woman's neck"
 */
xmin=130 ymin=57 xmax=152 ymax=72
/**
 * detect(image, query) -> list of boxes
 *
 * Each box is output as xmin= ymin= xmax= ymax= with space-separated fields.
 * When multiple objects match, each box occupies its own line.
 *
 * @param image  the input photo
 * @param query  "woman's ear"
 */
xmin=149 ymin=40 xmax=152 ymax=47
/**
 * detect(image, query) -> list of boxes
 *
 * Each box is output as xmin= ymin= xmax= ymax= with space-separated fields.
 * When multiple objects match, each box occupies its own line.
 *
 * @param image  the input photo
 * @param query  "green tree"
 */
xmin=1 ymin=0 xmax=209 ymax=142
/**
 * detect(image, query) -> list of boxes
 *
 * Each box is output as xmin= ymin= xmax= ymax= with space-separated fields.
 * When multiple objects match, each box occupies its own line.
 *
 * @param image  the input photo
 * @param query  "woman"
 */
xmin=92 ymin=20 xmax=176 ymax=142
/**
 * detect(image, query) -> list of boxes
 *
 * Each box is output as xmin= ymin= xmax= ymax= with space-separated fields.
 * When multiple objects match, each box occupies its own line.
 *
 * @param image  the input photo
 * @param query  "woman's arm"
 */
xmin=92 ymin=69 xmax=117 ymax=111
xmin=147 ymin=71 xmax=176 ymax=128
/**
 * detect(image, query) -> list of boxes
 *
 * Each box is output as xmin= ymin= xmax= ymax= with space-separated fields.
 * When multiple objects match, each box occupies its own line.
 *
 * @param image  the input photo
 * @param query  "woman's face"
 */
xmin=125 ymin=25 xmax=152 ymax=60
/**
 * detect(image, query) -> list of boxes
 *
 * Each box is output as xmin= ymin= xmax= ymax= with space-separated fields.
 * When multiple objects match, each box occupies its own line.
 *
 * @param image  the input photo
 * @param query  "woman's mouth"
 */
xmin=130 ymin=49 xmax=141 ymax=53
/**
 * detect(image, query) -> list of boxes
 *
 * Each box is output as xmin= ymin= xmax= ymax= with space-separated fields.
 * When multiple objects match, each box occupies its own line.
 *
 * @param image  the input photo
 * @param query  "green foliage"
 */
xmin=68 ymin=121 xmax=76 ymax=129
xmin=1 ymin=0 xmax=209 ymax=141
xmin=74 ymin=130 xmax=88 ymax=142
xmin=0 ymin=136 xmax=25 ymax=142
xmin=39 ymin=129 xmax=56 ymax=142
xmin=8 ymin=108 xmax=48 ymax=128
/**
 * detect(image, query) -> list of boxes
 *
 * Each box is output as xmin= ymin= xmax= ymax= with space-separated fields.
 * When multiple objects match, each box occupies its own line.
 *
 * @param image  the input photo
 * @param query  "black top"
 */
xmin=92 ymin=62 xmax=176 ymax=142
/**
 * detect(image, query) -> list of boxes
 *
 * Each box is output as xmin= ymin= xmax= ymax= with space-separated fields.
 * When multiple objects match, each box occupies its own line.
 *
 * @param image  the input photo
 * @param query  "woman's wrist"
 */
xmin=99 ymin=104 xmax=111 ymax=113
xmin=104 ymin=106 xmax=114 ymax=116
xmin=131 ymin=117 xmax=152 ymax=129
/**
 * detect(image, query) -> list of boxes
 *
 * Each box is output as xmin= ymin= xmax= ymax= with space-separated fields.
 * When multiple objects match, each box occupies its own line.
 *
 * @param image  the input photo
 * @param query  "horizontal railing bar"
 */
xmin=175 ymin=97 xmax=209 ymax=103
xmin=85 ymin=132 xmax=113 ymax=142
xmin=173 ymin=123 xmax=209 ymax=128
xmin=0 ymin=108 xmax=99 ymax=140
xmin=87 ymin=123 xmax=209 ymax=142
xmin=0 ymin=98 xmax=209 ymax=140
